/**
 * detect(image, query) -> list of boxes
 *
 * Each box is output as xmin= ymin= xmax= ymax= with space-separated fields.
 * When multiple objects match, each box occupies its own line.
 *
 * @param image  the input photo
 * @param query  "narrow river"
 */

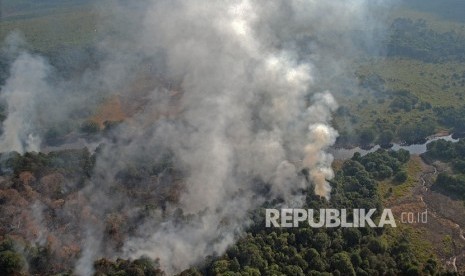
xmin=330 ymin=134 xmax=459 ymax=160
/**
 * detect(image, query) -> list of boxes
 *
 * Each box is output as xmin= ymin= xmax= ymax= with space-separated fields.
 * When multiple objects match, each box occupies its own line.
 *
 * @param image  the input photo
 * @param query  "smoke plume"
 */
xmin=0 ymin=0 xmax=393 ymax=274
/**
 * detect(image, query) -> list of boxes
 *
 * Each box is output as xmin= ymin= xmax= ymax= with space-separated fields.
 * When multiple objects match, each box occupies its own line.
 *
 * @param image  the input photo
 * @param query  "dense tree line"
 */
xmin=388 ymin=90 xmax=419 ymax=113
xmin=388 ymin=18 xmax=465 ymax=63
xmin=435 ymin=106 xmax=465 ymax=133
xmin=178 ymin=149 xmax=445 ymax=276
xmin=425 ymin=139 xmax=465 ymax=162
xmin=425 ymin=139 xmax=465 ymax=200
xmin=0 ymin=149 xmax=94 ymax=180
xmin=0 ymin=147 xmax=454 ymax=275
xmin=334 ymin=84 xmax=437 ymax=147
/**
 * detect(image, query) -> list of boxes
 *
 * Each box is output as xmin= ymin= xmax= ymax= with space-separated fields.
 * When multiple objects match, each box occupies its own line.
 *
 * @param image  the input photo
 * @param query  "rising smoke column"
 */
xmin=75 ymin=0 xmax=345 ymax=273
xmin=95 ymin=0 xmax=368 ymax=273
xmin=0 ymin=53 xmax=48 ymax=153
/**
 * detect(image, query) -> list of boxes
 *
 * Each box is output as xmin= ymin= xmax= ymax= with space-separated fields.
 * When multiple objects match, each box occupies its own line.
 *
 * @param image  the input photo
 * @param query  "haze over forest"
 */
xmin=0 ymin=0 xmax=465 ymax=275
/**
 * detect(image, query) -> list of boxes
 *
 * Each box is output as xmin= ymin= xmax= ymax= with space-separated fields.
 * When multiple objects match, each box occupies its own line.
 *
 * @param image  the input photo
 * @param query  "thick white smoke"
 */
xmin=0 ymin=0 xmax=392 ymax=274
xmin=0 ymin=53 xmax=48 ymax=153
xmin=102 ymin=0 xmax=367 ymax=273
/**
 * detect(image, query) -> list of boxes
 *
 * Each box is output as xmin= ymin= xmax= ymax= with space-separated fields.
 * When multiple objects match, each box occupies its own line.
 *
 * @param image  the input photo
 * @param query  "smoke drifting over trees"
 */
xmin=0 ymin=0 xmax=393 ymax=274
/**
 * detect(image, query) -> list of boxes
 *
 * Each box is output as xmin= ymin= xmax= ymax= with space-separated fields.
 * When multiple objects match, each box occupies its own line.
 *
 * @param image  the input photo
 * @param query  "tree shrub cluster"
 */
xmin=0 ymin=149 xmax=94 ymax=180
xmin=435 ymin=105 xmax=465 ymax=133
xmin=0 ymin=147 xmax=446 ymax=275
xmin=426 ymin=139 xmax=465 ymax=200
xmin=388 ymin=90 xmax=419 ymax=113
xmin=388 ymin=18 xmax=465 ymax=62
xmin=188 ymin=150 xmax=440 ymax=276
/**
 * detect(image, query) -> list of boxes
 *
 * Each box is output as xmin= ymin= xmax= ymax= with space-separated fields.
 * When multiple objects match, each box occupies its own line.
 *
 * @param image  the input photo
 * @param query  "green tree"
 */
xmin=394 ymin=170 xmax=408 ymax=183
xmin=330 ymin=252 xmax=355 ymax=276
xmin=359 ymin=128 xmax=376 ymax=146
xmin=343 ymin=228 xmax=362 ymax=247
xmin=283 ymin=265 xmax=304 ymax=276
xmin=242 ymin=266 xmax=261 ymax=276
xmin=313 ymin=233 xmax=330 ymax=252
xmin=212 ymin=260 xmax=230 ymax=274
xmin=0 ymin=250 xmax=25 ymax=275
xmin=378 ymin=130 xmax=394 ymax=146
xmin=367 ymin=237 xmax=387 ymax=254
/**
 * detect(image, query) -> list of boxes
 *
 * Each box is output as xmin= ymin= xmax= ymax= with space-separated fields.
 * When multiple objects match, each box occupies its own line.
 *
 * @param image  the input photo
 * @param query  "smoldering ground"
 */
xmin=0 ymin=0 xmax=394 ymax=274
